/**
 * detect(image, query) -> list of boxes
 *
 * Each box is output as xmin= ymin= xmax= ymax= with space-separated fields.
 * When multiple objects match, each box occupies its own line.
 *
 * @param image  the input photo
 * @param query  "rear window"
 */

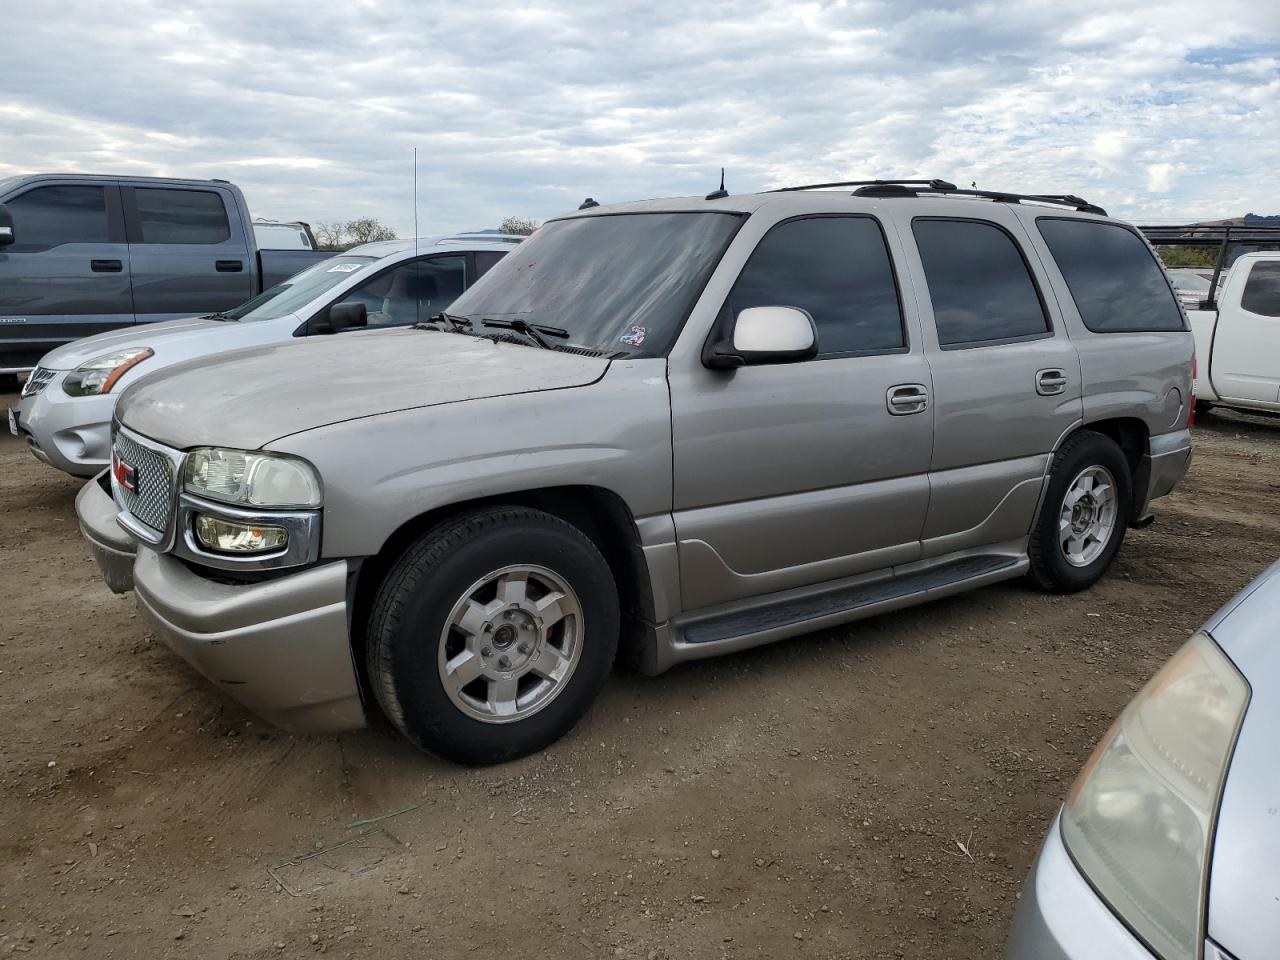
xmin=135 ymin=188 xmax=230 ymax=244
xmin=1037 ymin=218 xmax=1184 ymax=332
xmin=912 ymin=218 xmax=1049 ymax=348
xmin=1241 ymin=262 xmax=1280 ymax=318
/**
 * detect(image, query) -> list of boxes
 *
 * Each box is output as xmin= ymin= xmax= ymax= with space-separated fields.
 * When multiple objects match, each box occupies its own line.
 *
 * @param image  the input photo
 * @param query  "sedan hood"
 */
xmin=37 ymin=316 xmax=231 ymax=369
xmin=115 ymin=328 xmax=610 ymax=449
xmin=1203 ymin=560 xmax=1280 ymax=960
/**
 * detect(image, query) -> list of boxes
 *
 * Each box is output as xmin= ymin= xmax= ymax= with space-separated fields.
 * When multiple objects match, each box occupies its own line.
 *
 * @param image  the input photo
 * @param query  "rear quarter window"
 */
xmin=1037 ymin=218 xmax=1184 ymax=332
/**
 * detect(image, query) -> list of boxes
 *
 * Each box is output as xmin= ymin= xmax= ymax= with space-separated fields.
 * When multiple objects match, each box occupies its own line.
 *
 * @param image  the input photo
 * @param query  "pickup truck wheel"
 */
xmin=367 ymin=506 xmax=619 ymax=765
xmin=1028 ymin=431 xmax=1132 ymax=593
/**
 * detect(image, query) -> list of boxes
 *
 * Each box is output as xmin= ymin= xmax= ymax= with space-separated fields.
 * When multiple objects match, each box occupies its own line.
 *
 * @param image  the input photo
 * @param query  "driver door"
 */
xmin=668 ymin=214 xmax=934 ymax=612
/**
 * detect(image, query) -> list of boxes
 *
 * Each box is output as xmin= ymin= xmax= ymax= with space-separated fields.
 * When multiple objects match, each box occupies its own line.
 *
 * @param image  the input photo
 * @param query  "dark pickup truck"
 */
xmin=0 ymin=173 xmax=332 ymax=376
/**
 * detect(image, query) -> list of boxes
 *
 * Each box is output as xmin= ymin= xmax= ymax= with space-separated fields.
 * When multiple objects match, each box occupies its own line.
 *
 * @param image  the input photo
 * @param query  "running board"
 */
xmin=661 ymin=553 xmax=1027 ymax=669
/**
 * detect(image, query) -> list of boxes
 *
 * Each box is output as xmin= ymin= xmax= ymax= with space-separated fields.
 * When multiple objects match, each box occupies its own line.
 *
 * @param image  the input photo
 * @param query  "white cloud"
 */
xmin=0 ymin=0 xmax=1277 ymax=231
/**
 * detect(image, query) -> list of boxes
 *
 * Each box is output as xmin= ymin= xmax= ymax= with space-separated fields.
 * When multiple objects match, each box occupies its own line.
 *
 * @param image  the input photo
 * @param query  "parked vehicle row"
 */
xmin=9 ymin=233 xmax=522 ymax=476
xmin=0 ymin=174 xmax=334 ymax=377
xmin=69 ymin=180 xmax=1194 ymax=766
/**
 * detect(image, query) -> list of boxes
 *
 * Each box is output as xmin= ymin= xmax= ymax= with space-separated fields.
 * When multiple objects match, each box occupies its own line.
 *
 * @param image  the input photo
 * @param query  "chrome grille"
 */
xmin=20 ymin=367 xmax=56 ymax=398
xmin=113 ymin=430 xmax=175 ymax=534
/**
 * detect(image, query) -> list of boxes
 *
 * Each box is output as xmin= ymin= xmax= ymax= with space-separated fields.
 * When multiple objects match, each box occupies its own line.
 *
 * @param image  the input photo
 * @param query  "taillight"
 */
xmin=1187 ymin=356 xmax=1197 ymax=427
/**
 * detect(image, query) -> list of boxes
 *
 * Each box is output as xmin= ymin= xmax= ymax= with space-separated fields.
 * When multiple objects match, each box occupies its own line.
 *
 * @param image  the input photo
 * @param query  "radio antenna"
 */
xmin=705 ymin=167 xmax=728 ymax=201
xmin=413 ymin=147 xmax=420 ymax=258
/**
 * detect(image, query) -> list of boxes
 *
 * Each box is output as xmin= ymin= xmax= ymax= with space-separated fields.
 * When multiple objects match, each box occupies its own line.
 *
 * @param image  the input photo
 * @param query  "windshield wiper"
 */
xmin=480 ymin=318 xmax=569 ymax=350
xmin=204 ymin=310 xmax=237 ymax=322
xmin=414 ymin=311 xmax=473 ymax=332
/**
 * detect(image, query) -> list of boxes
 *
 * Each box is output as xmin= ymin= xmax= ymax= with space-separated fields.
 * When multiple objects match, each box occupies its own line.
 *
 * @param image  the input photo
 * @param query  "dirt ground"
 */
xmin=2 ymin=390 xmax=1278 ymax=960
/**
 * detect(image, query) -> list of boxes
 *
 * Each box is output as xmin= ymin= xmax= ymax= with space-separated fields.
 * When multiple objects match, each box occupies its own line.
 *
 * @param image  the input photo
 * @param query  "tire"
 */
xmin=1194 ymin=399 xmax=1213 ymax=417
xmin=367 ymin=506 xmax=619 ymax=765
xmin=1028 ymin=430 xmax=1132 ymax=593
xmin=0 ymin=373 xmax=19 ymax=394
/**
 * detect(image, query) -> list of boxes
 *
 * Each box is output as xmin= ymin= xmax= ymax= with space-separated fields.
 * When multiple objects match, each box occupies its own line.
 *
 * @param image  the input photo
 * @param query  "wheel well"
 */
xmin=348 ymin=487 xmax=656 ymax=699
xmin=1074 ymin=417 xmax=1148 ymax=508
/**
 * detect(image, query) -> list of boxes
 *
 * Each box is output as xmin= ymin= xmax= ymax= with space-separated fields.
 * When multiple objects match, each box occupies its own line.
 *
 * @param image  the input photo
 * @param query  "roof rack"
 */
xmin=770 ymin=178 xmax=956 ymax=193
xmin=767 ymin=178 xmax=1106 ymax=216
xmin=849 ymin=183 xmax=1106 ymax=216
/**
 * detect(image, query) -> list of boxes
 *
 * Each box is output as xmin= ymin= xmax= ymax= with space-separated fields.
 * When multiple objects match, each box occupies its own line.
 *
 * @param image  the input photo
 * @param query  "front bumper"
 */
xmin=77 ymin=471 xmax=137 ymax=593
xmin=132 ymin=547 xmax=366 ymax=734
xmin=1007 ymin=813 xmax=1155 ymax=959
xmin=13 ymin=373 xmax=114 ymax=477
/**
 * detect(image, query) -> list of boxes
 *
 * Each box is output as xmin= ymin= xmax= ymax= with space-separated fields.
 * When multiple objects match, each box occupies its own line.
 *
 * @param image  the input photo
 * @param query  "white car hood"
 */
xmin=37 ymin=316 xmax=238 ymax=369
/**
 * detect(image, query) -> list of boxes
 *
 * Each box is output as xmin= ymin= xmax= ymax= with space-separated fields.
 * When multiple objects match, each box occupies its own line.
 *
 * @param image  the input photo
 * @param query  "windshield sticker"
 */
xmin=327 ymin=263 xmax=362 ymax=273
xmin=619 ymin=324 xmax=647 ymax=347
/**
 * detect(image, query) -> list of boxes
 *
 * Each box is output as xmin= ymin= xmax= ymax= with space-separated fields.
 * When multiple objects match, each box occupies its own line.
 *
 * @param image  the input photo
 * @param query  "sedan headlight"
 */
xmin=1061 ymin=632 xmax=1249 ymax=960
xmin=62 ymin=347 xmax=154 ymax=397
xmin=182 ymin=447 xmax=321 ymax=508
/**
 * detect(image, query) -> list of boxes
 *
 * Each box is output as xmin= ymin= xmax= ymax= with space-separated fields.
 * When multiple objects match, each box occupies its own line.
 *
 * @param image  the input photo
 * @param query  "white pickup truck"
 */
xmin=1187 ymin=251 xmax=1280 ymax=416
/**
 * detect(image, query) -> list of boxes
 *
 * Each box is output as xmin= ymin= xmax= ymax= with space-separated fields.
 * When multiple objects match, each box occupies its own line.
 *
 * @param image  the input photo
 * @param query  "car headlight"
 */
xmin=1061 ymin=632 xmax=1249 ymax=960
xmin=62 ymin=348 xmax=154 ymax=397
xmin=182 ymin=447 xmax=321 ymax=508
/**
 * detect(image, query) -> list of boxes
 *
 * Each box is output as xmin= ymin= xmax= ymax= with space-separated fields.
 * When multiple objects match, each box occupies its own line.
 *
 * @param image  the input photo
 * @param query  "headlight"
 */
xmin=62 ymin=348 xmax=154 ymax=397
xmin=1061 ymin=632 xmax=1248 ymax=960
xmin=182 ymin=448 xmax=321 ymax=508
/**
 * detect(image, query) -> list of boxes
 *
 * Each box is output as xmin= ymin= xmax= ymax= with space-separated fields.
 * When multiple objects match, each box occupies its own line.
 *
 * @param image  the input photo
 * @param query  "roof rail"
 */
xmin=850 ymin=183 xmax=1107 ymax=216
xmin=770 ymin=178 xmax=956 ymax=193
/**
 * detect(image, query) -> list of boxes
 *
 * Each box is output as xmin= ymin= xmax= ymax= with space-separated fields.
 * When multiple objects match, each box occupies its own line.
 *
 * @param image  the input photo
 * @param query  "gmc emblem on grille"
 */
xmin=111 ymin=450 xmax=137 ymax=493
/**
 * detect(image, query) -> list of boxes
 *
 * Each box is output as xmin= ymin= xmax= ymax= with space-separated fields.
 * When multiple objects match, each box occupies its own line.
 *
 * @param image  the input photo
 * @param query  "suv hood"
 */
xmin=115 ymin=328 xmax=610 ymax=449
xmin=38 ymin=316 xmax=231 ymax=369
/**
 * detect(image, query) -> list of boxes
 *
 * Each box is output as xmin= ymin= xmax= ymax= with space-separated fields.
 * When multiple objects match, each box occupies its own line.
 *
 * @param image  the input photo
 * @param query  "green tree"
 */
xmin=499 ymin=216 xmax=539 ymax=236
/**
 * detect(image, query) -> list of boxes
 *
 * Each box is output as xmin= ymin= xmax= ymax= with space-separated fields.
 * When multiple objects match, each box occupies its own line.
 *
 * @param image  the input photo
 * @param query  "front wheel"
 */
xmin=1028 ymin=431 xmax=1132 ymax=593
xmin=367 ymin=506 xmax=619 ymax=764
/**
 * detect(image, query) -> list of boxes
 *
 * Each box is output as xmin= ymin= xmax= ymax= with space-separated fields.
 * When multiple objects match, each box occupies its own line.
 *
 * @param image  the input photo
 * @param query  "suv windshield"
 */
xmin=445 ymin=212 xmax=744 ymax=356
xmin=229 ymin=255 xmax=376 ymax=322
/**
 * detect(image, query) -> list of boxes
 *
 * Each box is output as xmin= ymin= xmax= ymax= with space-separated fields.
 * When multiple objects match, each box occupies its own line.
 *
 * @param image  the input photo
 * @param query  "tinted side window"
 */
xmin=474 ymin=250 xmax=507 ymax=279
xmin=725 ymin=216 xmax=904 ymax=356
xmin=7 ymin=185 xmax=109 ymax=249
xmin=135 ymin=188 xmax=230 ymax=244
xmin=1037 ymin=218 xmax=1183 ymax=332
xmin=338 ymin=255 xmax=467 ymax=328
xmin=1241 ymin=262 xmax=1280 ymax=318
xmin=912 ymin=219 xmax=1049 ymax=347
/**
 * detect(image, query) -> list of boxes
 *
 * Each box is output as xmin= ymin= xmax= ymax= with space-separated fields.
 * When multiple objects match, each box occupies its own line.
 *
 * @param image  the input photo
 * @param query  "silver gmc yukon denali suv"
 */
xmin=77 ymin=182 xmax=1194 ymax=764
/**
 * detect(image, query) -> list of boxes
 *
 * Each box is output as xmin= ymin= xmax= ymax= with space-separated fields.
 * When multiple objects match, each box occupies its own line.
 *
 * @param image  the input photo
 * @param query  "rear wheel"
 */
xmin=1029 ymin=431 xmax=1132 ymax=593
xmin=367 ymin=506 xmax=619 ymax=764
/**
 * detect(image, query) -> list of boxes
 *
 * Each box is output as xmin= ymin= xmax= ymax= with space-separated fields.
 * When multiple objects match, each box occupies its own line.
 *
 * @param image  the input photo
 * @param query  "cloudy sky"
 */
xmin=4 ymin=1 xmax=1278 ymax=235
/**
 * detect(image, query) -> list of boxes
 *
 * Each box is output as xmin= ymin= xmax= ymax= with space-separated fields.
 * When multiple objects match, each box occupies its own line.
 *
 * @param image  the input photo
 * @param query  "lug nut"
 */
xmin=481 ymin=646 xmax=492 ymax=658
xmin=498 ymin=655 xmax=511 ymax=669
xmin=517 ymin=642 xmax=531 ymax=655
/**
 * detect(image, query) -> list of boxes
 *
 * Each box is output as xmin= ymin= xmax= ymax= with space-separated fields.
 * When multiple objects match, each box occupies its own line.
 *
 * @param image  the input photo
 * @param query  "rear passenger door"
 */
xmin=123 ymin=185 xmax=254 ymax=324
xmin=669 ymin=214 xmax=934 ymax=611
xmin=0 ymin=181 xmax=133 ymax=362
xmin=902 ymin=209 xmax=1082 ymax=557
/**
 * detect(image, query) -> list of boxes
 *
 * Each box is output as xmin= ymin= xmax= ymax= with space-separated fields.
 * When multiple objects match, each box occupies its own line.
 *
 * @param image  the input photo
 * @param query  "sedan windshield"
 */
xmin=444 ymin=212 xmax=744 ymax=356
xmin=231 ymin=255 xmax=376 ymax=322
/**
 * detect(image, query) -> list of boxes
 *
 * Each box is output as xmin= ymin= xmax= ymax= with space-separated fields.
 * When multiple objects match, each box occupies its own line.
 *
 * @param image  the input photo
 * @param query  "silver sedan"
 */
xmin=1008 ymin=560 xmax=1279 ymax=960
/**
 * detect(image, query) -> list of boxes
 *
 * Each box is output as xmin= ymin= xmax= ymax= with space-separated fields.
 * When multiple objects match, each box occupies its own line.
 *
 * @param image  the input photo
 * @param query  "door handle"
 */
xmin=886 ymin=383 xmax=929 ymax=415
xmin=215 ymin=260 xmax=244 ymax=272
xmin=90 ymin=259 xmax=123 ymax=273
xmin=1036 ymin=368 xmax=1069 ymax=396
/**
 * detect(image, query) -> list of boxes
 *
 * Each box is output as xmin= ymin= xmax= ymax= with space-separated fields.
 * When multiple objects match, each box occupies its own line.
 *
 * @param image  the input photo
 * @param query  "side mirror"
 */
xmin=704 ymin=306 xmax=818 ymax=370
xmin=314 ymin=301 xmax=367 ymax=335
xmin=0 ymin=204 xmax=14 ymax=248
